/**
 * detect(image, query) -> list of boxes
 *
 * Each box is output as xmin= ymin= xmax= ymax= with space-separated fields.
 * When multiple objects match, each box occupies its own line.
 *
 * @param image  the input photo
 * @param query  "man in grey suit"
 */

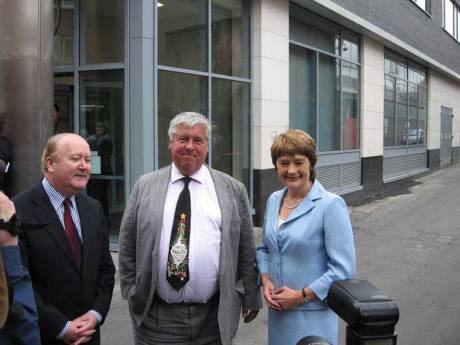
xmin=118 ymin=112 xmax=261 ymax=345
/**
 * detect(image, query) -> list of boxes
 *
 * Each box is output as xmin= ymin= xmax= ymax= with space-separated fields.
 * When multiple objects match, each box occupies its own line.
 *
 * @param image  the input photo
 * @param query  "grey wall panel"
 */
xmin=0 ymin=0 xmax=53 ymax=195
xmin=328 ymin=0 xmax=460 ymax=74
xmin=294 ymin=0 xmax=460 ymax=75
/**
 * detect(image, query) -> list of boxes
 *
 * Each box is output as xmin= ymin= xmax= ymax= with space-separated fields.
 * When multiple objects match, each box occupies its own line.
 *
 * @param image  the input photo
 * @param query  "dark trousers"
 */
xmin=134 ymin=294 xmax=221 ymax=345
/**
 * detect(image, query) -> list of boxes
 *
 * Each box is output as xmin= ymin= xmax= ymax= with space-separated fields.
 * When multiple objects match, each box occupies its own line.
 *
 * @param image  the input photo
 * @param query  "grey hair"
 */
xmin=168 ymin=112 xmax=212 ymax=141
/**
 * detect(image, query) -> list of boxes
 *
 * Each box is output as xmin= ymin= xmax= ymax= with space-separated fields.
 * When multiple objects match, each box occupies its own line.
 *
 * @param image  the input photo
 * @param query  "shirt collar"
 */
xmin=170 ymin=163 xmax=206 ymax=185
xmin=42 ymin=177 xmax=76 ymax=210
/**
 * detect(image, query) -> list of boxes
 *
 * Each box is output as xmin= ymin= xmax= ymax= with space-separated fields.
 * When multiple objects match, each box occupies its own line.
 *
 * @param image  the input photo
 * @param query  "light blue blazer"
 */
xmin=256 ymin=180 xmax=356 ymax=311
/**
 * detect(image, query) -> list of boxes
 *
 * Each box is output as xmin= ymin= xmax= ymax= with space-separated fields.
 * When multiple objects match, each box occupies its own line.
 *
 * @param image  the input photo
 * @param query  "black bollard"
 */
xmin=327 ymin=279 xmax=399 ymax=345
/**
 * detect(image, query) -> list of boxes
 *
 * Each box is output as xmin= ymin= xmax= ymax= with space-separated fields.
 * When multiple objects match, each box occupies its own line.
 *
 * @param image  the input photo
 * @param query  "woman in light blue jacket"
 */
xmin=256 ymin=129 xmax=356 ymax=345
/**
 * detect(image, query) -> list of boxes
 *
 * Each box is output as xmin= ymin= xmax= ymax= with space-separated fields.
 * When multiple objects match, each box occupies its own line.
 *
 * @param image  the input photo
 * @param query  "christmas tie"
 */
xmin=166 ymin=177 xmax=191 ymax=290
xmin=63 ymin=198 xmax=82 ymax=271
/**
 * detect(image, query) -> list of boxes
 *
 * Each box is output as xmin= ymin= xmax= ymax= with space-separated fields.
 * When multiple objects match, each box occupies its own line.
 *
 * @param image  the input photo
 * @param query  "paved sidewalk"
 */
xmin=102 ymin=164 xmax=460 ymax=345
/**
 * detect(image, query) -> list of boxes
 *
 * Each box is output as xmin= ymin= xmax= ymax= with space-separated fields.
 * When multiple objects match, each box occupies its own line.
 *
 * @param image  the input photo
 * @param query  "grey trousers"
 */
xmin=134 ymin=294 xmax=222 ymax=345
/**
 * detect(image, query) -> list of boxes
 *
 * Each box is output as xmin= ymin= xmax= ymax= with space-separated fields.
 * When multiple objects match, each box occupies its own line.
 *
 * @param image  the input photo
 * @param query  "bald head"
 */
xmin=42 ymin=133 xmax=91 ymax=197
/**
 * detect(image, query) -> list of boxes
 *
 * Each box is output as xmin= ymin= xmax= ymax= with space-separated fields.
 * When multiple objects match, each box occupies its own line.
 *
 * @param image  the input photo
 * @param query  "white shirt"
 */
xmin=156 ymin=164 xmax=222 ymax=303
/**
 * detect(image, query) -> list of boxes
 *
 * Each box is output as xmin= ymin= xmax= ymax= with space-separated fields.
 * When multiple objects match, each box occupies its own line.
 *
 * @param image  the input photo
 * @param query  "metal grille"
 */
xmin=407 ymin=153 xmax=426 ymax=171
xmin=317 ymin=162 xmax=361 ymax=192
xmin=383 ymin=156 xmax=406 ymax=177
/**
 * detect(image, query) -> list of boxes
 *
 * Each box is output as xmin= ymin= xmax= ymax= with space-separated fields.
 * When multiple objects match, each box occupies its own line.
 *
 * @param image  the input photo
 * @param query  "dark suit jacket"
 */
xmin=13 ymin=182 xmax=115 ymax=345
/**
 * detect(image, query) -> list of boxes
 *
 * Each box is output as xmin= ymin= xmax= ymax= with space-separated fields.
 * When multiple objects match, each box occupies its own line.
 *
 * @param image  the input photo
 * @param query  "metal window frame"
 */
xmin=384 ymin=50 xmax=428 ymax=149
xmin=53 ymin=0 xmax=129 ymax=204
xmin=153 ymin=0 xmax=253 ymax=203
xmin=288 ymin=11 xmax=362 ymax=155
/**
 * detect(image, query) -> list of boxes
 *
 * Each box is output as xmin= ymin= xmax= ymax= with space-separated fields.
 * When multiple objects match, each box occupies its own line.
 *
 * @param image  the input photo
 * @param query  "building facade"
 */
xmin=1 ymin=0 xmax=459 ymax=239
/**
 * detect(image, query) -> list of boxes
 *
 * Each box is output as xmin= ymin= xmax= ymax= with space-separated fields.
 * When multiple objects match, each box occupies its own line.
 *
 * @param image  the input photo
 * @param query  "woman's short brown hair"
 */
xmin=271 ymin=129 xmax=317 ymax=182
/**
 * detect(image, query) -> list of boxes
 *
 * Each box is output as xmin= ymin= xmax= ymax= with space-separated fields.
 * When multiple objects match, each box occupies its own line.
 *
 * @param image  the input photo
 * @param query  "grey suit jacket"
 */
xmin=118 ymin=165 xmax=261 ymax=345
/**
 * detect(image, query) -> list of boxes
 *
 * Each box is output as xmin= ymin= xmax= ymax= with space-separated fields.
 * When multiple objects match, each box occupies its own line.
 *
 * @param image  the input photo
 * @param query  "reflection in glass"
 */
xmin=341 ymin=37 xmax=360 ymax=63
xmin=444 ymin=0 xmax=454 ymax=36
xmin=211 ymin=79 xmax=250 ymax=186
xmin=81 ymin=0 xmax=124 ymax=64
xmin=396 ymin=79 xmax=407 ymax=146
xmin=341 ymin=61 xmax=359 ymax=150
xmin=158 ymin=0 xmax=207 ymax=71
xmin=290 ymin=7 xmax=339 ymax=54
xmin=158 ymin=71 xmax=207 ymax=168
xmin=384 ymin=76 xmax=396 ymax=146
xmin=212 ymin=0 xmax=250 ymax=77
xmin=54 ymin=0 xmax=74 ymax=66
xmin=318 ymin=55 xmax=340 ymax=152
xmin=289 ymin=45 xmax=317 ymax=139
xmin=80 ymin=70 xmax=125 ymax=237
xmin=54 ymin=74 xmax=74 ymax=134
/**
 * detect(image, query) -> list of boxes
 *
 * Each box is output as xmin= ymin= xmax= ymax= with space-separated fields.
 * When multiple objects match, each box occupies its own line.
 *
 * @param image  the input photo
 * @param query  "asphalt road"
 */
xmin=102 ymin=163 xmax=460 ymax=345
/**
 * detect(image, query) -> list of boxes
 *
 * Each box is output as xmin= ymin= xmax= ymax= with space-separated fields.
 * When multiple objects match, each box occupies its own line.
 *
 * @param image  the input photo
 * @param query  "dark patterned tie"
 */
xmin=167 ymin=177 xmax=191 ymax=290
xmin=63 ymin=198 xmax=82 ymax=271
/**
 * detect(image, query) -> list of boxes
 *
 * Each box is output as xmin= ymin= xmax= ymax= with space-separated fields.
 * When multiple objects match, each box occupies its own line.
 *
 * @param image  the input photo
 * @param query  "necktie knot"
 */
xmin=64 ymin=198 xmax=71 ymax=209
xmin=182 ymin=177 xmax=191 ymax=187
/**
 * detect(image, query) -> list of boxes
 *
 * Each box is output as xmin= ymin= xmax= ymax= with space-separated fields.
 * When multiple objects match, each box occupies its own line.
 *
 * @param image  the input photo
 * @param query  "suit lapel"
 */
xmin=209 ymin=169 xmax=230 ymax=237
xmin=31 ymin=183 xmax=80 ymax=274
xmin=77 ymin=194 xmax=94 ymax=280
xmin=283 ymin=181 xmax=323 ymax=224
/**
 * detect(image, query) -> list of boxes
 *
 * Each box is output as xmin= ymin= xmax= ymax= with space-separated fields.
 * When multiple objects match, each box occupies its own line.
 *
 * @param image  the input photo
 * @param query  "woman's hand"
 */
xmin=260 ymin=274 xmax=282 ymax=311
xmin=271 ymin=286 xmax=304 ymax=310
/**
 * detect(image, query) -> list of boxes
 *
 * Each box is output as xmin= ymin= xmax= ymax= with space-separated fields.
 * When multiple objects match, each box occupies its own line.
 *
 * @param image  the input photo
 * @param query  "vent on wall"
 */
xmin=383 ymin=153 xmax=426 ymax=179
xmin=317 ymin=162 xmax=361 ymax=192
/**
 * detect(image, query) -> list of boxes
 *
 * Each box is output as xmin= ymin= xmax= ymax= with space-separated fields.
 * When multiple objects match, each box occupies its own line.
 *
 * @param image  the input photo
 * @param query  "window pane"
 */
xmin=54 ymin=0 xmax=74 ymax=66
xmin=384 ymin=76 xmax=396 ymax=147
xmin=318 ymin=55 xmax=340 ymax=152
xmin=289 ymin=45 xmax=317 ymax=139
xmin=81 ymin=0 xmax=124 ymax=64
xmin=341 ymin=36 xmax=360 ymax=63
xmin=212 ymin=0 xmax=250 ymax=77
xmin=158 ymin=0 xmax=207 ymax=71
xmin=79 ymin=70 xmax=125 ymax=237
xmin=290 ymin=7 xmax=339 ymax=54
xmin=158 ymin=71 xmax=207 ymax=168
xmin=341 ymin=61 xmax=359 ymax=150
xmin=211 ymin=79 xmax=250 ymax=187
xmin=54 ymin=74 xmax=74 ymax=134
xmin=418 ymin=87 xmax=427 ymax=144
xmin=445 ymin=0 xmax=454 ymax=35
xmin=396 ymin=79 xmax=408 ymax=146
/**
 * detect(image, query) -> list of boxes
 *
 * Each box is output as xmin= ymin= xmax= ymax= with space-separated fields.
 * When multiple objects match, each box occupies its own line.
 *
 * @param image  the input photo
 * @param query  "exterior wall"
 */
xmin=428 ymin=70 xmax=460 ymax=165
xmin=361 ymin=37 xmax=384 ymax=159
xmin=0 ymin=0 xmax=53 ymax=195
xmin=252 ymin=0 xmax=289 ymax=223
xmin=128 ymin=0 xmax=154 ymax=190
xmin=326 ymin=0 xmax=460 ymax=75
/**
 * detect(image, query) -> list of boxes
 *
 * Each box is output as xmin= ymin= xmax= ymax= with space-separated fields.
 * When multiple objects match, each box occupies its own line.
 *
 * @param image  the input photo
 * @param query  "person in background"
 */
xmin=13 ymin=133 xmax=115 ymax=345
xmin=53 ymin=104 xmax=70 ymax=134
xmin=0 ymin=191 xmax=41 ymax=344
xmin=256 ymin=129 xmax=356 ymax=345
xmin=86 ymin=121 xmax=113 ymax=219
xmin=118 ymin=112 xmax=261 ymax=345
xmin=0 ymin=113 xmax=12 ymax=194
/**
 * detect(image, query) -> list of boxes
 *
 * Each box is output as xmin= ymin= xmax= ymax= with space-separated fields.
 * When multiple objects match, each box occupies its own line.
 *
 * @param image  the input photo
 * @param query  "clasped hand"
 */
xmin=63 ymin=312 xmax=97 ymax=345
xmin=261 ymin=274 xmax=304 ymax=311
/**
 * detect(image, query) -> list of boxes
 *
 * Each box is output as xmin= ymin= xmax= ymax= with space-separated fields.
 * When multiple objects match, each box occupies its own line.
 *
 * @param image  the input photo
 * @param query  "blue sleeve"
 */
xmin=1 ymin=246 xmax=41 ymax=344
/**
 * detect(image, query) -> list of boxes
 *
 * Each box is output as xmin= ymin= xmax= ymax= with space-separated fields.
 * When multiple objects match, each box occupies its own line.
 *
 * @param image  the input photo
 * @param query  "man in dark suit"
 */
xmin=13 ymin=133 xmax=115 ymax=344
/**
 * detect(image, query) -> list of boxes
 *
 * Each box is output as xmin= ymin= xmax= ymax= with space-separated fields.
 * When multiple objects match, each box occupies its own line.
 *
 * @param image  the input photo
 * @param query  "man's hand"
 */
xmin=0 ymin=192 xmax=17 ymax=247
xmin=242 ymin=309 xmax=259 ymax=323
xmin=62 ymin=312 xmax=98 ymax=345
